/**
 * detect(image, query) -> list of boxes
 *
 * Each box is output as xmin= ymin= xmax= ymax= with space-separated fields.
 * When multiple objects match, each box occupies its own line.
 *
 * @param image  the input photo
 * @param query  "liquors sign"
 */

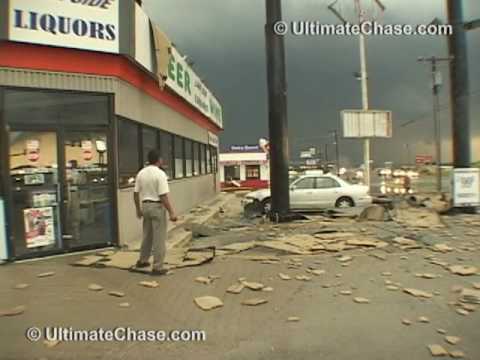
xmin=8 ymin=0 xmax=120 ymax=53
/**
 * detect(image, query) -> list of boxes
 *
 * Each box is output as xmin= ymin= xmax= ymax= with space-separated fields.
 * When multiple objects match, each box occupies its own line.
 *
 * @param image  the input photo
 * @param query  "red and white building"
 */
xmin=220 ymin=145 xmax=270 ymax=189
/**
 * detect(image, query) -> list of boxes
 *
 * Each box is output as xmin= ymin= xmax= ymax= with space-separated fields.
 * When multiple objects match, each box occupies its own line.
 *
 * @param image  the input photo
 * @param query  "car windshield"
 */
xmin=289 ymin=176 xmax=299 ymax=184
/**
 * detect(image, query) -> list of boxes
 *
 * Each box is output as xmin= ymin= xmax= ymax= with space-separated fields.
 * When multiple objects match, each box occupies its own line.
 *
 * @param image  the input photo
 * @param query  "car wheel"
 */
xmin=261 ymin=198 xmax=272 ymax=214
xmin=335 ymin=196 xmax=355 ymax=208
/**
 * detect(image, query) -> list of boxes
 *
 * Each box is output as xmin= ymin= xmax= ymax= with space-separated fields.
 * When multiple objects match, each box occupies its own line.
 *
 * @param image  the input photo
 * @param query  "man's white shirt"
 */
xmin=134 ymin=165 xmax=169 ymax=202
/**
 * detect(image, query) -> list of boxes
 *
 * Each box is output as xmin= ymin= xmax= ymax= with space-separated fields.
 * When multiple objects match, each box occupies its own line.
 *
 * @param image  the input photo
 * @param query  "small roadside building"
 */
xmin=219 ymin=145 xmax=269 ymax=189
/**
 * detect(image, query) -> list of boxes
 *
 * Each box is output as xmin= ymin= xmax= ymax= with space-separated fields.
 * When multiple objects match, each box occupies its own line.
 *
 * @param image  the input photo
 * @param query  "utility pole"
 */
xmin=447 ymin=0 xmax=476 ymax=168
xmin=356 ymin=0 xmax=371 ymax=190
xmin=418 ymin=56 xmax=452 ymax=193
xmin=328 ymin=0 xmax=381 ymax=188
xmin=265 ymin=0 xmax=290 ymax=221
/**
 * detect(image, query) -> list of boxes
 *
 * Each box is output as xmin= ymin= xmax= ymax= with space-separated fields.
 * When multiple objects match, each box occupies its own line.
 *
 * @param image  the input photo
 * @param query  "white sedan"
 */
xmin=244 ymin=174 xmax=372 ymax=213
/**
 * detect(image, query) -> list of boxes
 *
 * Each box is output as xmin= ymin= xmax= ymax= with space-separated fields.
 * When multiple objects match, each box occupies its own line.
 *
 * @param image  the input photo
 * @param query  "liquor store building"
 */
xmin=0 ymin=0 xmax=223 ymax=260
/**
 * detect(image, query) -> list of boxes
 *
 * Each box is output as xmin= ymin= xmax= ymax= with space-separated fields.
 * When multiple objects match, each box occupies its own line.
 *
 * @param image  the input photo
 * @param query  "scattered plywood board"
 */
xmin=403 ymin=288 xmax=433 ymax=299
xmin=194 ymin=296 xmax=224 ymax=311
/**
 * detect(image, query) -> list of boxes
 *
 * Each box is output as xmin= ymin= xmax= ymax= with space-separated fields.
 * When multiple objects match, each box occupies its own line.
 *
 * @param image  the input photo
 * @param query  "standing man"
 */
xmin=133 ymin=149 xmax=177 ymax=275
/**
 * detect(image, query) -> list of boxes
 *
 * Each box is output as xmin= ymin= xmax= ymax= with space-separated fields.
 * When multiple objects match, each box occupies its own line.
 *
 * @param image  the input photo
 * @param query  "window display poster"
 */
xmin=23 ymin=207 xmax=56 ymax=248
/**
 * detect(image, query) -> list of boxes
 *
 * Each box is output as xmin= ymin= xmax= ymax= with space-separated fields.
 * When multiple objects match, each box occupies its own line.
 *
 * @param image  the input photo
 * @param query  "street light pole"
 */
xmin=357 ymin=1 xmax=371 ymax=190
xmin=265 ymin=0 xmax=290 ymax=221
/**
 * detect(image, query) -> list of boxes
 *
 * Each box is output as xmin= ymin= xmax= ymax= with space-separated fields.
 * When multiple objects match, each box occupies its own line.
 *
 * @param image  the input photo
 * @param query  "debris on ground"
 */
xmin=353 ymin=297 xmax=370 ymax=304
xmin=13 ymin=283 xmax=30 ymax=289
xmin=44 ymin=340 xmax=61 ymax=348
xmin=357 ymin=205 xmax=388 ymax=222
xmin=119 ymin=302 xmax=131 ymax=308
xmin=449 ymin=350 xmax=465 ymax=358
xmin=37 ymin=272 xmax=55 ymax=278
xmin=393 ymin=237 xmax=421 ymax=250
xmin=287 ymin=317 xmax=300 ymax=322
xmin=195 ymin=276 xmax=217 ymax=285
xmin=418 ymin=316 xmax=430 ymax=323
xmin=386 ymin=285 xmax=400 ymax=291
xmin=72 ymin=255 xmax=105 ymax=267
xmin=448 ymin=265 xmax=478 ymax=276
xmin=431 ymin=244 xmax=454 ymax=253
xmin=241 ymin=281 xmax=265 ymax=291
xmin=437 ymin=329 xmax=447 ymax=334
xmin=295 ymin=275 xmax=312 ymax=281
xmin=242 ymin=298 xmax=268 ymax=306
xmin=108 ymin=291 xmax=125 ymax=298
xmin=415 ymin=273 xmax=438 ymax=279
xmin=391 ymin=201 xmax=445 ymax=228
xmin=456 ymin=309 xmax=469 ymax=316
xmin=194 ymin=296 xmax=224 ymax=311
xmin=458 ymin=288 xmax=480 ymax=304
xmin=427 ymin=344 xmax=448 ymax=357
xmin=445 ymin=336 xmax=461 ymax=345
xmin=73 ymin=246 xmax=216 ymax=272
xmin=226 ymin=283 xmax=245 ymax=294
xmin=185 ymin=223 xmax=217 ymax=238
xmin=88 ymin=284 xmax=104 ymax=292
xmin=403 ymin=288 xmax=434 ymax=299
xmin=0 ymin=305 xmax=26 ymax=317
xmin=402 ymin=319 xmax=412 ymax=326
xmin=139 ymin=281 xmax=159 ymax=288
xmin=279 ymin=273 xmax=292 ymax=280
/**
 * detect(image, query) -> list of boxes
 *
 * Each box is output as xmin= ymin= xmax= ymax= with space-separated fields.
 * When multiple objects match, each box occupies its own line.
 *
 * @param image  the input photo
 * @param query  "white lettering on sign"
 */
xmin=8 ymin=0 xmax=120 ymax=53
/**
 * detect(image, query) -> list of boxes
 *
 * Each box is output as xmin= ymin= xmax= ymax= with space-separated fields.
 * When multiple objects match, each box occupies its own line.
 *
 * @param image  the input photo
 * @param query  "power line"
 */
xmin=400 ymin=88 xmax=480 ymax=128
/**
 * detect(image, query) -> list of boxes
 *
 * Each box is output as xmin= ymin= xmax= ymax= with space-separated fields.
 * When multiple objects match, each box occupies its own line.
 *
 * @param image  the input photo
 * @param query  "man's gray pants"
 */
xmin=139 ymin=203 xmax=167 ymax=271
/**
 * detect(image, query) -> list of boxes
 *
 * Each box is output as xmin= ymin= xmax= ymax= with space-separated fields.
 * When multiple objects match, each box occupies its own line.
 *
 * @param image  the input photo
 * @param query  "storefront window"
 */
xmin=160 ymin=131 xmax=173 ymax=179
xmin=224 ymin=165 xmax=241 ymax=181
xmin=174 ymin=136 xmax=184 ymax=179
xmin=193 ymin=142 xmax=200 ymax=176
xmin=142 ymin=126 xmax=158 ymax=167
xmin=118 ymin=118 xmax=140 ymax=187
xmin=185 ymin=140 xmax=193 ymax=177
xmin=246 ymin=165 xmax=261 ymax=180
xmin=200 ymin=144 xmax=206 ymax=175
xmin=211 ymin=147 xmax=218 ymax=173
xmin=5 ymin=89 xmax=109 ymax=126
xmin=206 ymin=146 xmax=211 ymax=173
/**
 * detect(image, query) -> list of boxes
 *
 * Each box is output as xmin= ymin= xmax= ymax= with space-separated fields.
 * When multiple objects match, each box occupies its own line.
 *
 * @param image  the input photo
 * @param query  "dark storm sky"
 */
xmin=143 ymin=0 xmax=480 ymax=166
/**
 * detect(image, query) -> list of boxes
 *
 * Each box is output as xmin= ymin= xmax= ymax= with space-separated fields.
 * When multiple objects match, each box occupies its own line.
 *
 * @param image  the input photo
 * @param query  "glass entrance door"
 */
xmin=9 ymin=131 xmax=62 ymax=257
xmin=62 ymin=131 xmax=113 ymax=249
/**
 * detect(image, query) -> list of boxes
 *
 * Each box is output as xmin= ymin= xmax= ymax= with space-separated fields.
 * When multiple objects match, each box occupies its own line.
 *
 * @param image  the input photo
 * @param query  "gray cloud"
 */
xmin=144 ymin=0 xmax=480 ymax=166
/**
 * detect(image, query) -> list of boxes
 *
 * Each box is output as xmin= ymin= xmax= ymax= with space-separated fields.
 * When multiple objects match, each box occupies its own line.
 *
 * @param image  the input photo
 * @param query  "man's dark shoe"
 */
xmin=151 ymin=269 xmax=168 ymax=276
xmin=135 ymin=261 xmax=150 ymax=268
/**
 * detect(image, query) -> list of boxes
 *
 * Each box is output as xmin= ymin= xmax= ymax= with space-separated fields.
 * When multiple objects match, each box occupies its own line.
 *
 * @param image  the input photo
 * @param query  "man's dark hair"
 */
xmin=147 ymin=149 xmax=161 ymax=165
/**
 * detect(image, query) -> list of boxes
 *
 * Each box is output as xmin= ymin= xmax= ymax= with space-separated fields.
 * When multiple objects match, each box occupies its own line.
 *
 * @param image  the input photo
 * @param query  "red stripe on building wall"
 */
xmin=0 ymin=42 xmax=222 ymax=134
